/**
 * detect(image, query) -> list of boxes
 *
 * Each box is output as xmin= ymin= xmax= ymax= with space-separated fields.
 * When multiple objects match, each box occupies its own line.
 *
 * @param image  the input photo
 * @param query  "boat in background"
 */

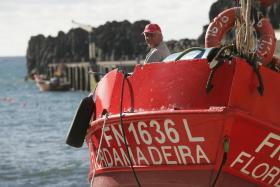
xmin=34 ymin=74 xmax=71 ymax=91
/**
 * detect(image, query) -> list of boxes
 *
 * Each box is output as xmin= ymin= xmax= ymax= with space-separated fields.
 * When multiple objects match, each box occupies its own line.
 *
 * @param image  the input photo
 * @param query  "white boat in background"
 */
xmin=34 ymin=74 xmax=71 ymax=91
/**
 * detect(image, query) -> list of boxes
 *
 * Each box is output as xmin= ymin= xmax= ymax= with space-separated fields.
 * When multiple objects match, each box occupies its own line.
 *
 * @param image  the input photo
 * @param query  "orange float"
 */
xmin=205 ymin=7 xmax=276 ymax=65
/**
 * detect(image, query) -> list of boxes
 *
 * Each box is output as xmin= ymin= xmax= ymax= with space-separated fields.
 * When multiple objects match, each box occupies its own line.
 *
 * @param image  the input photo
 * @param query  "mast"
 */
xmin=72 ymin=20 xmax=96 ymax=62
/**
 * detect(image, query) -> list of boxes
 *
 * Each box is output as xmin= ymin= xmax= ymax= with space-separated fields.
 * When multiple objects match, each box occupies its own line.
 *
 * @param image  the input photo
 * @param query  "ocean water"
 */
xmin=0 ymin=57 xmax=90 ymax=187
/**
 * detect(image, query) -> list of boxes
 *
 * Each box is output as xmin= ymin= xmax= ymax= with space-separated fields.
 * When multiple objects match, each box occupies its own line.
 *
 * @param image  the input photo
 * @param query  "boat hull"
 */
xmin=36 ymin=80 xmax=51 ymax=91
xmin=34 ymin=76 xmax=71 ymax=91
xmin=86 ymin=110 xmax=279 ymax=187
xmin=85 ymin=58 xmax=280 ymax=186
xmin=92 ymin=170 xmax=258 ymax=187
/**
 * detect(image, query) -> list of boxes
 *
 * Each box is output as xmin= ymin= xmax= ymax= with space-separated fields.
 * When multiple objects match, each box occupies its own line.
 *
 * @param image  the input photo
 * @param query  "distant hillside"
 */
xmin=26 ymin=0 xmax=280 ymax=76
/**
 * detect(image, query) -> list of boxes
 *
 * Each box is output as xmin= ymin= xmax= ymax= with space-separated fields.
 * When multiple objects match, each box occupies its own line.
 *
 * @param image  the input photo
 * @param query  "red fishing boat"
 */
xmin=66 ymin=2 xmax=280 ymax=187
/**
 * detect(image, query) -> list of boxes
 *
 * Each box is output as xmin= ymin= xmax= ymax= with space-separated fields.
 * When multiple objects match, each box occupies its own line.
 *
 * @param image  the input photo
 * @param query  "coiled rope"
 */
xmin=236 ymin=0 xmax=258 ymax=56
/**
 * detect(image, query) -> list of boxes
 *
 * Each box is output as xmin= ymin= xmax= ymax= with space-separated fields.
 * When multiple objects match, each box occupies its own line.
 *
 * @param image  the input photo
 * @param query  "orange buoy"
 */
xmin=205 ymin=7 xmax=276 ymax=65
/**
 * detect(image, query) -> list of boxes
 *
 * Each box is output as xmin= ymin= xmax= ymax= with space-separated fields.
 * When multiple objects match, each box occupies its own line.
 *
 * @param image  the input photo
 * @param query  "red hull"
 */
xmin=91 ymin=170 xmax=259 ymax=187
xmin=86 ymin=58 xmax=280 ymax=187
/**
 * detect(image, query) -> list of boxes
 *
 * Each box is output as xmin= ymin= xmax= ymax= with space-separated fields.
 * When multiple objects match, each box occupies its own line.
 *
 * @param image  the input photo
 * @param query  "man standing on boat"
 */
xmin=143 ymin=23 xmax=170 ymax=64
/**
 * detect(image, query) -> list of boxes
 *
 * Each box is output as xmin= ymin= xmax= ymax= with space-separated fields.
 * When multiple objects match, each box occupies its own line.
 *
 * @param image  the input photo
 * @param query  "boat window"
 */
xmin=179 ymin=50 xmax=205 ymax=60
xmin=162 ymin=49 xmax=205 ymax=62
xmin=162 ymin=52 xmax=182 ymax=62
xmin=162 ymin=47 xmax=218 ymax=62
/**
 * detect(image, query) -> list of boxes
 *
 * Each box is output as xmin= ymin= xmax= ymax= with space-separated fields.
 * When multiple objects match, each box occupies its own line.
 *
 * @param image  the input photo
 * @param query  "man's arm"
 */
xmin=145 ymin=49 xmax=162 ymax=63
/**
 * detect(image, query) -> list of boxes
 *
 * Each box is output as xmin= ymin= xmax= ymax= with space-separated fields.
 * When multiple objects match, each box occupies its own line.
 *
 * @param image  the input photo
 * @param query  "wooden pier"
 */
xmin=47 ymin=60 xmax=142 ymax=92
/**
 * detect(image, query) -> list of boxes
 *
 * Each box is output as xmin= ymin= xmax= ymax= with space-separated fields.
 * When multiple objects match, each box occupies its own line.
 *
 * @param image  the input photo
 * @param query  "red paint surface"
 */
xmin=87 ymin=58 xmax=280 ymax=186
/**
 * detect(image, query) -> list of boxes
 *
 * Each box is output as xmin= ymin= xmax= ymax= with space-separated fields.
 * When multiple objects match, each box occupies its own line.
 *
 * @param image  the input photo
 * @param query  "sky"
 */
xmin=0 ymin=0 xmax=216 ymax=56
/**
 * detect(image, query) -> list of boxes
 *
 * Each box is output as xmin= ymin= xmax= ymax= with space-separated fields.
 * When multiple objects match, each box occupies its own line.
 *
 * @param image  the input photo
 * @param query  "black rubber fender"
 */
xmin=66 ymin=95 xmax=96 ymax=148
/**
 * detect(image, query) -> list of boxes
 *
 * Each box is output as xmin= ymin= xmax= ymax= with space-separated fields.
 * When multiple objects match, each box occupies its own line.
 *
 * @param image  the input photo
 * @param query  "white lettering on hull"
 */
xmin=230 ymin=132 xmax=280 ymax=186
xmin=97 ymin=145 xmax=210 ymax=168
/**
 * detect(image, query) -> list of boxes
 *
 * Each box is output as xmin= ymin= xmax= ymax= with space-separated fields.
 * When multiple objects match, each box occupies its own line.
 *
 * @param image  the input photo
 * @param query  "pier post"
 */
xmin=66 ymin=67 xmax=70 ymax=82
xmin=81 ymin=67 xmax=85 ymax=91
xmin=84 ymin=67 xmax=89 ymax=91
xmin=70 ymin=67 xmax=74 ymax=89
xmin=75 ymin=66 xmax=79 ymax=90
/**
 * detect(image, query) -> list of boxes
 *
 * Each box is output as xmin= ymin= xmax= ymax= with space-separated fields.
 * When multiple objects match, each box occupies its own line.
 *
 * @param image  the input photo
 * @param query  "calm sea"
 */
xmin=0 ymin=57 xmax=90 ymax=187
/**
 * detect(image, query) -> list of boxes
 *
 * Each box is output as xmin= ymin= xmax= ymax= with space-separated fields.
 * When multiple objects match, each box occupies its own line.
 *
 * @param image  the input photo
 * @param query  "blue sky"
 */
xmin=0 ymin=0 xmax=216 ymax=56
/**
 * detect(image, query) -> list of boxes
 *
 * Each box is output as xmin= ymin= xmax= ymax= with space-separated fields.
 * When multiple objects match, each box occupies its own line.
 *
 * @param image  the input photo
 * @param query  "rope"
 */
xmin=245 ymin=0 xmax=253 ymax=54
xmin=90 ymin=113 xmax=109 ymax=187
xmin=119 ymin=71 xmax=142 ymax=187
xmin=211 ymin=136 xmax=230 ymax=187
xmin=236 ymin=0 xmax=257 ymax=56
xmin=206 ymin=44 xmax=235 ymax=93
